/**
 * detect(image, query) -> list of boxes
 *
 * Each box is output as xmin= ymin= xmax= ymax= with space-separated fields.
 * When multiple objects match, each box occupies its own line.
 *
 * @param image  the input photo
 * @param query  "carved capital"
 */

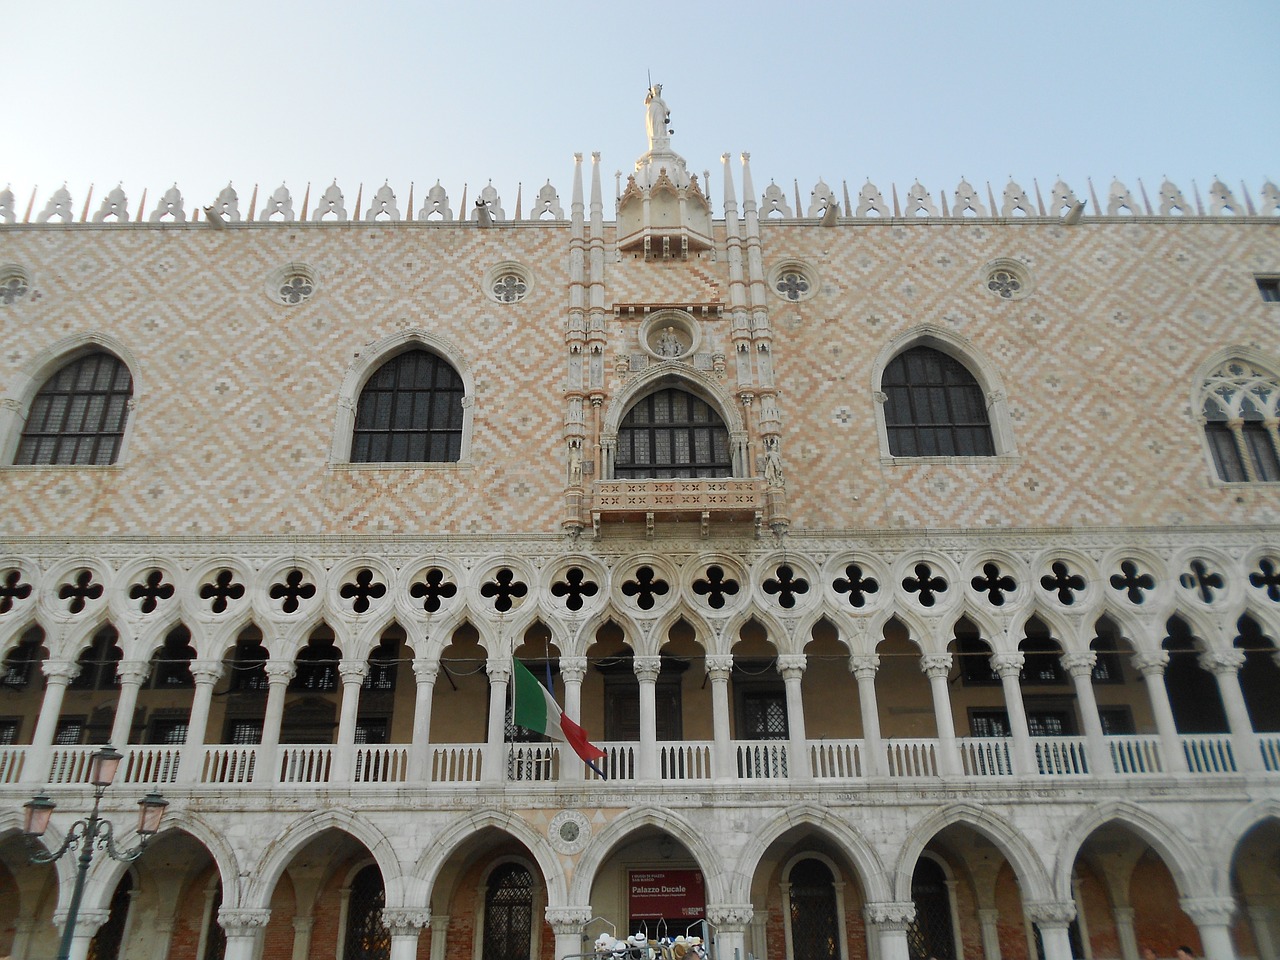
xmin=381 ymin=908 xmax=431 ymax=934
xmin=990 ymin=653 xmax=1024 ymax=679
xmin=977 ymin=908 xmax=1001 ymax=926
xmin=218 ymin=908 xmax=272 ymax=934
xmin=849 ymin=653 xmax=880 ymax=680
xmin=1025 ymin=901 xmax=1077 ymax=928
xmin=1179 ymin=896 xmax=1237 ymax=927
xmin=864 ymin=901 xmax=916 ymax=929
xmin=1199 ymin=650 xmax=1245 ymax=675
xmin=544 ymin=906 xmax=593 ymax=932
xmin=558 ymin=656 xmax=588 ymax=684
xmin=412 ymin=659 xmax=440 ymax=684
xmin=265 ymin=660 xmax=296 ymax=684
xmin=42 ymin=660 xmax=81 ymax=684
xmin=920 ymin=654 xmax=952 ymax=679
xmin=486 ymin=660 xmax=512 ymax=682
xmin=705 ymin=903 xmax=754 ymax=930
xmin=115 ymin=660 xmax=152 ymax=686
xmin=1061 ymin=653 xmax=1097 ymax=678
xmin=1131 ymin=650 xmax=1169 ymax=677
xmin=705 ymin=655 xmax=733 ymax=679
xmin=776 ymin=654 xmax=807 ymax=679
xmin=191 ymin=659 xmax=225 ymax=685
xmin=338 ymin=660 xmax=368 ymax=685
xmin=54 ymin=909 xmax=109 ymax=936
xmin=634 ymin=655 xmax=662 ymax=682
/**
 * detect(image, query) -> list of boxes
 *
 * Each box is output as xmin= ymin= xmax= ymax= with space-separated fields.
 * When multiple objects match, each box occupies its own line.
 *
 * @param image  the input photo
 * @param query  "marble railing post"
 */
xmin=1132 ymin=651 xmax=1190 ymax=773
xmin=707 ymin=656 xmax=734 ymax=781
xmin=636 ymin=655 xmax=661 ymax=781
xmin=921 ymin=654 xmax=961 ymax=776
xmin=777 ymin=654 xmax=811 ymax=780
xmin=1113 ymin=906 xmax=1139 ymax=960
xmin=382 ymin=908 xmax=431 ymax=960
xmin=546 ymin=906 xmax=592 ymax=960
xmin=850 ymin=654 xmax=883 ymax=777
xmin=1026 ymin=901 xmax=1077 ymax=960
xmin=22 ymin=661 xmax=80 ymax=784
xmin=991 ymin=654 xmax=1035 ymax=775
xmin=484 ymin=660 xmax=511 ymax=782
xmin=1201 ymin=650 xmax=1261 ymax=772
xmin=179 ymin=661 xmax=225 ymax=783
xmin=331 ymin=660 xmax=369 ymax=782
xmin=254 ymin=661 xmax=296 ymax=784
xmin=108 ymin=661 xmax=150 ymax=746
xmin=408 ymin=660 xmax=439 ymax=782
xmin=865 ymin=901 xmax=915 ymax=960
xmin=706 ymin=904 xmax=753 ymax=960
xmin=977 ymin=908 xmax=1003 ymax=960
xmin=1180 ymin=897 xmax=1238 ymax=960
xmin=218 ymin=908 xmax=271 ymax=960
xmin=1063 ymin=652 xmax=1114 ymax=777
xmin=560 ymin=657 xmax=587 ymax=782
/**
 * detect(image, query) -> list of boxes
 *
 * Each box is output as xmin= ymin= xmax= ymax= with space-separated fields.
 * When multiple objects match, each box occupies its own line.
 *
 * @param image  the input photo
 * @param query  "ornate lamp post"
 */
xmin=22 ymin=745 xmax=170 ymax=960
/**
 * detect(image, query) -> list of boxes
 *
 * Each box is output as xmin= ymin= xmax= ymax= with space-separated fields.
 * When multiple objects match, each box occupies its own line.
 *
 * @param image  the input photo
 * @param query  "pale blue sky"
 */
xmin=4 ymin=0 xmax=1277 ymax=218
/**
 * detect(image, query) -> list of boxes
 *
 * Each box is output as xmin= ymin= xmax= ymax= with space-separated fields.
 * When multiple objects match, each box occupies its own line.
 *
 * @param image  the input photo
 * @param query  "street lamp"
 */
xmin=22 ymin=745 xmax=169 ymax=960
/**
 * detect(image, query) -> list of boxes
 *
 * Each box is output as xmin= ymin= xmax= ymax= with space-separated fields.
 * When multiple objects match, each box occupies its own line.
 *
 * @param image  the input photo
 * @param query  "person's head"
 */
xmin=1176 ymin=947 xmax=1196 ymax=960
xmin=1141 ymin=948 xmax=1158 ymax=960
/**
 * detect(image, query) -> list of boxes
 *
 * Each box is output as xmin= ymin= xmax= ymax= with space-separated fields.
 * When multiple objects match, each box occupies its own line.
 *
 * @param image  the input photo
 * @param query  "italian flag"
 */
xmin=511 ymin=658 xmax=607 ymax=768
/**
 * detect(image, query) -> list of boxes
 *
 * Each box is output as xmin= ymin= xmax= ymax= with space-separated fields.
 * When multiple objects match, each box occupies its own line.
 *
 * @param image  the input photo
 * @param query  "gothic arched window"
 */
xmin=1200 ymin=358 xmax=1280 ymax=482
xmin=342 ymin=865 xmax=390 ymax=960
xmin=787 ymin=858 xmax=841 ymax=960
xmin=882 ymin=346 xmax=994 ymax=457
xmin=352 ymin=350 xmax=464 ymax=463
xmin=907 ymin=858 xmax=956 ymax=960
xmin=616 ymin=388 xmax=731 ymax=479
xmin=15 ymin=352 xmax=133 ymax=465
xmin=482 ymin=863 xmax=534 ymax=960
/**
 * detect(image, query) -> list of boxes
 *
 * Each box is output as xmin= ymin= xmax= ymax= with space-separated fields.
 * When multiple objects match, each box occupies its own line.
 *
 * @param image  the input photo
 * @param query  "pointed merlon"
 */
xmin=1087 ymin=178 xmax=1102 ymax=218
xmin=1033 ymin=178 xmax=1046 ymax=216
xmin=23 ymin=186 xmax=36 ymax=223
xmin=136 ymin=188 xmax=147 ymax=222
xmin=1192 ymin=179 xmax=1205 ymax=215
xmin=793 ymin=180 xmax=802 ymax=218
xmin=81 ymin=184 xmax=94 ymax=223
xmin=459 ymin=183 xmax=468 ymax=215
xmin=986 ymin=182 xmax=999 ymax=217
xmin=514 ymin=182 xmax=522 ymax=221
xmin=892 ymin=183 xmax=901 ymax=218
xmin=1137 ymin=179 xmax=1154 ymax=215
xmin=300 ymin=182 xmax=311 ymax=220
xmin=1242 ymin=181 xmax=1257 ymax=216
xmin=353 ymin=183 xmax=364 ymax=219
xmin=842 ymin=180 xmax=852 ymax=217
xmin=248 ymin=184 xmax=259 ymax=221
xmin=406 ymin=182 xmax=415 ymax=220
xmin=939 ymin=187 xmax=949 ymax=218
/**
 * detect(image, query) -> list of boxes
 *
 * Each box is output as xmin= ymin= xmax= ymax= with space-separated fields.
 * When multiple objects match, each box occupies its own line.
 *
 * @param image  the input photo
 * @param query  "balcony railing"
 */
xmin=592 ymin=478 xmax=763 ymax=526
xmin=12 ymin=732 xmax=1273 ymax=790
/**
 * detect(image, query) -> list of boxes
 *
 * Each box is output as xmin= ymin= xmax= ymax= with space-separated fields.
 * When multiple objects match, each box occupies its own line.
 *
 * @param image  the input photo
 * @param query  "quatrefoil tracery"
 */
xmin=550 ymin=567 xmax=599 ymax=612
xmin=692 ymin=565 xmax=740 ymax=610
xmin=129 ymin=570 xmax=175 ymax=614
xmin=339 ymin=568 xmax=387 ymax=614
xmin=763 ymin=565 xmax=810 ymax=609
xmin=480 ymin=568 xmax=528 ymax=613
xmin=199 ymin=570 xmax=245 ymax=614
xmin=410 ymin=568 xmax=458 ymax=613
xmin=621 ymin=566 xmax=670 ymax=611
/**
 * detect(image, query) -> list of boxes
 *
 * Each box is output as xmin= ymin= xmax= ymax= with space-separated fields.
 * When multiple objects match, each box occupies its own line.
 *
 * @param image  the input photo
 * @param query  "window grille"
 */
xmin=483 ymin=864 xmax=534 ymax=960
xmin=616 ymin=388 xmax=731 ymax=478
xmin=343 ymin=865 xmax=390 ymax=960
xmin=883 ymin=346 xmax=995 ymax=457
xmin=227 ymin=721 xmax=263 ymax=744
xmin=201 ymin=883 xmax=226 ymax=960
xmin=788 ymin=859 xmax=840 ymax=960
xmin=352 ymin=350 xmax=464 ymax=463
xmin=15 ymin=352 xmax=133 ymax=465
xmin=907 ymin=859 xmax=956 ymax=960
xmin=0 ymin=719 xmax=19 ymax=744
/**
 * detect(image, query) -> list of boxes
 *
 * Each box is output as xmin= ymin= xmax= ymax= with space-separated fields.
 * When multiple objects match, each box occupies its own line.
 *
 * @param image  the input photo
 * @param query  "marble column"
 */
xmin=108 ymin=661 xmax=150 ymax=746
xmin=254 ymin=661 xmax=296 ymax=785
xmin=1246 ymin=904 xmax=1275 ymax=960
xmin=217 ymin=908 xmax=272 ymax=960
xmin=1063 ymin=652 xmax=1113 ymax=777
xmin=408 ymin=660 xmax=439 ymax=782
xmin=1113 ymin=906 xmax=1139 ymax=960
xmin=636 ymin=655 xmax=662 ymax=781
xmin=428 ymin=914 xmax=450 ymax=960
xmin=777 ymin=654 xmax=811 ymax=780
xmin=1201 ymin=650 xmax=1260 ymax=772
xmin=179 ymin=660 xmax=225 ymax=783
xmin=1132 ymin=651 xmax=1190 ymax=773
xmin=331 ymin=659 xmax=369 ymax=782
xmin=546 ymin=906 xmax=592 ymax=960
xmin=1180 ymin=896 xmax=1238 ymax=960
xmin=54 ymin=908 xmax=108 ymax=960
xmin=922 ymin=654 xmax=961 ymax=776
xmin=1026 ymin=901 xmax=1077 ymax=960
xmin=992 ymin=654 xmax=1035 ymax=775
xmin=977 ymin=908 xmax=1003 ymax=960
xmin=865 ymin=901 xmax=915 ymax=960
xmin=381 ymin=908 xmax=431 ymax=960
xmin=850 ymin=654 xmax=883 ymax=777
xmin=707 ymin=655 xmax=734 ymax=782
xmin=289 ymin=917 xmax=314 ymax=960
xmin=706 ymin=904 xmax=753 ymax=960
xmin=22 ymin=661 xmax=80 ymax=784
xmin=484 ymin=660 xmax=511 ymax=782
xmin=560 ymin=656 xmax=587 ymax=782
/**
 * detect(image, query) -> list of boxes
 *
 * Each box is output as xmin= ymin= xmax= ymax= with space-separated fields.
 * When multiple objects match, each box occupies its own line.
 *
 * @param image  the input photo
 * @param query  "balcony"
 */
xmin=2 ymin=732 xmax=1272 ymax=791
xmin=591 ymin=478 xmax=764 ymax=534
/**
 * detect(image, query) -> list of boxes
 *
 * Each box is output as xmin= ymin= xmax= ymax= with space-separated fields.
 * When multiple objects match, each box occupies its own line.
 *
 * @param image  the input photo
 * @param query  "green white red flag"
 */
xmin=511 ymin=657 xmax=607 ymax=771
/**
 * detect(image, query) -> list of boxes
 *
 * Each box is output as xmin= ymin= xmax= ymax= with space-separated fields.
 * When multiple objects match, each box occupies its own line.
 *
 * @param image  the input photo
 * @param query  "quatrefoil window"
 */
xmin=763 ymin=565 xmax=810 ymax=609
xmin=621 ymin=566 xmax=670 ymax=611
xmin=1110 ymin=560 xmax=1155 ymax=604
xmin=833 ymin=563 xmax=879 ymax=607
xmin=903 ymin=563 xmax=947 ymax=607
xmin=692 ymin=565 xmax=740 ymax=610
xmin=0 ymin=569 xmax=33 ymax=614
xmin=983 ymin=259 xmax=1031 ymax=301
xmin=971 ymin=563 xmax=1016 ymax=606
xmin=767 ymin=261 xmax=817 ymax=303
xmin=199 ymin=570 xmax=245 ymax=614
xmin=1040 ymin=561 xmax=1085 ymax=605
xmin=340 ymin=568 xmax=387 ymax=614
xmin=59 ymin=570 xmax=103 ymax=615
xmin=480 ymin=568 xmax=528 ymax=612
xmin=0 ymin=267 xmax=30 ymax=305
xmin=492 ymin=273 xmax=528 ymax=303
xmin=410 ymin=568 xmax=458 ymax=613
xmin=551 ymin=567 xmax=599 ymax=611
xmin=269 ymin=569 xmax=316 ymax=614
xmin=266 ymin=263 xmax=317 ymax=306
xmin=776 ymin=272 xmax=810 ymax=301
xmin=1250 ymin=558 xmax=1280 ymax=602
xmin=279 ymin=274 xmax=314 ymax=304
xmin=1179 ymin=559 xmax=1224 ymax=604
xmin=129 ymin=570 xmax=175 ymax=614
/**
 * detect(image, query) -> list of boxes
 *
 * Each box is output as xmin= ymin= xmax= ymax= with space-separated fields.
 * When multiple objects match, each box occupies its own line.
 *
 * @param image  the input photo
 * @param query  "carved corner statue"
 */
xmin=645 ymin=83 xmax=671 ymax=150
xmin=763 ymin=437 xmax=785 ymax=489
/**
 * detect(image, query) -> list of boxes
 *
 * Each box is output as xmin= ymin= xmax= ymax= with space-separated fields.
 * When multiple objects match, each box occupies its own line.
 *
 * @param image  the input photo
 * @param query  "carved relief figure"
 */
xmin=763 ymin=437 xmax=785 ymax=488
xmin=656 ymin=326 xmax=683 ymax=358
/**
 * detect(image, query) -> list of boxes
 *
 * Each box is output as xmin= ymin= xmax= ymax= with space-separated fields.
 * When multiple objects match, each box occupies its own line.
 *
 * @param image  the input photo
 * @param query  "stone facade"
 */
xmin=1 ymin=94 xmax=1279 ymax=960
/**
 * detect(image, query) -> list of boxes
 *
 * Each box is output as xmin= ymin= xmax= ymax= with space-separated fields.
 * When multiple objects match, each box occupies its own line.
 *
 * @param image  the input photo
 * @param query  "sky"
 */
xmin=4 ymin=0 xmax=1278 ymax=221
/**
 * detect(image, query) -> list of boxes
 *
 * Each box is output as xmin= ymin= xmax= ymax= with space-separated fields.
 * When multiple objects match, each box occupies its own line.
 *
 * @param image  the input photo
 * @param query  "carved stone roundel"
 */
xmin=549 ymin=809 xmax=591 ymax=854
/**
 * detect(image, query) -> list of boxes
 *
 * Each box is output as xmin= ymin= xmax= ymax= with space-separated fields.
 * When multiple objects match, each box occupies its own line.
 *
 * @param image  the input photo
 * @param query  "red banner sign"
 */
xmin=628 ymin=869 xmax=705 ymax=919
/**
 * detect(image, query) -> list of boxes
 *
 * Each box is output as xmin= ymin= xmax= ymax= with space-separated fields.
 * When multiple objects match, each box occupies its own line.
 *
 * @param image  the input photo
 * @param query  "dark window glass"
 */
xmin=1205 ymin=421 xmax=1247 ymax=481
xmin=616 ymin=388 xmax=732 ymax=479
xmin=908 ymin=858 xmax=956 ymax=960
xmin=70 ymin=628 xmax=121 ymax=690
xmin=343 ymin=865 xmax=389 ymax=960
xmin=1243 ymin=421 xmax=1280 ymax=481
xmin=15 ymin=353 xmax=133 ymax=465
xmin=957 ymin=636 xmax=1000 ymax=685
xmin=355 ymin=718 xmax=387 ymax=744
xmin=2 ymin=631 xmax=42 ymax=689
xmin=1019 ymin=637 xmax=1067 ymax=685
xmin=738 ymin=689 xmax=788 ymax=740
xmin=230 ymin=635 xmax=269 ymax=692
xmin=54 ymin=717 xmax=85 ymax=745
xmin=0 ymin=719 xmax=19 ymax=744
xmin=352 ymin=350 xmax=464 ymax=463
xmin=291 ymin=639 xmax=340 ymax=691
xmin=969 ymin=710 xmax=1010 ymax=738
xmin=1257 ymin=278 xmax=1280 ymax=302
xmin=882 ymin=346 xmax=995 ymax=457
xmin=151 ymin=627 xmax=195 ymax=688
xmin=1098 ymin=707 xmax=1136 ymax=735
xmin=789 ymin=859 xmax=840 ymax=960
xmin=483 ymin=864 xmax=533 ymax=960
xmin=149 ymin=719 xmax=190 ymax=744
xmin=227 ymin=720 xmax=262 ymax=744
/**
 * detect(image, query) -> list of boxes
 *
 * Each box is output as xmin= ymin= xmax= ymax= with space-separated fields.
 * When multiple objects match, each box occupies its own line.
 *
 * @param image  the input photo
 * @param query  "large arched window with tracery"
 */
xmin=615 ymin=388 xmax=731 ymax=478
xmin=882 ymin=346 xmax=994 ymax=457
xmin=15 ymin=352 xmax=133 ymax=465
xmin=1200 ymin=358 xmax=1280 ymax=482
xmin=352 ymin=349 xmax=464 ymax=463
